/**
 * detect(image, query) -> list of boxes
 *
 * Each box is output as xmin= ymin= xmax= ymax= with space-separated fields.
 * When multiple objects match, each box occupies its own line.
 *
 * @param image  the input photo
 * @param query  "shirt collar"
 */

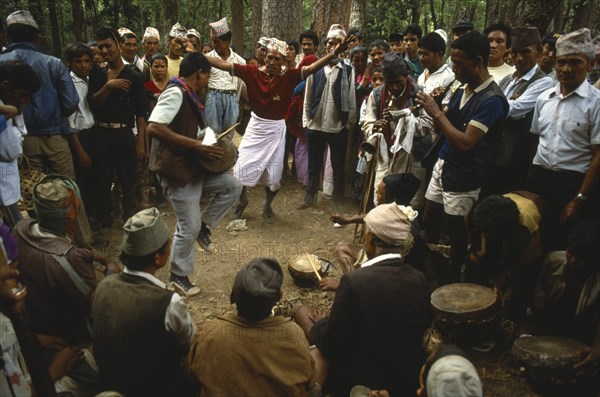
xmin=70 ymin=70 xmax=87 ymax=83
xmin=461 ymin=76 xmax=494 ymax=94
xmin=511 ymin=64 xmax=539 ymax=82
xmin=550 ymin=79 xmax=591 ymax=99
xmin=360 ymin=253 xmax=402 ymax=268
xmin=123 ymin=267 xmax=166 ymax=288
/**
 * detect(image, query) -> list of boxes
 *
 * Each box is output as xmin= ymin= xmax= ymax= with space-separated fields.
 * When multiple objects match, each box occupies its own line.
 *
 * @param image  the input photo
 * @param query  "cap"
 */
xmin=452 ymin=20 xmax=474 ymax=32
xmin=6 ymin=10 xmax=39 ymax=30
xmin=209 ymin=17 xmax=230 ymax=38
xmin=230 ymin=258 xmax=283 ymax=304
xmin=511 ymin=27 xmax=541 ymax=50
xmin=122 ymin=208 xmax=170 ymax=257
xmin=556 ymin=28 xmax=595 ymax=60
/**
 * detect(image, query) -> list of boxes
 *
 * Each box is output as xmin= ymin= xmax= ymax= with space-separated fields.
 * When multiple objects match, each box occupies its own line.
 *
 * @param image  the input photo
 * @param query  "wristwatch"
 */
xmin=575 ymin=193 xmax=588 ymax=201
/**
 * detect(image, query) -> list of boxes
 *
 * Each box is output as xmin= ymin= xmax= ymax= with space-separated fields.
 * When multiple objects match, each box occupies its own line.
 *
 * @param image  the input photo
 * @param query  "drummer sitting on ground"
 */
xmin=322 ymin=173 xmax=422 ymax=291
xmin=295 ymin=203 xmax=432 ymax=397
xmin=532 ymin=220 xmax=600 ymax=382
xmin=466 ymin=193 xmax=545 ymax=321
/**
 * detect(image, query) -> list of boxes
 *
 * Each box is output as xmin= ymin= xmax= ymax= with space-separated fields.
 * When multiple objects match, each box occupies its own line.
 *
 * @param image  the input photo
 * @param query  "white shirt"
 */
xmin=416 ymin=63 xmax=455 ymax=94
xmin=416 ymin=64 xmax=456 ymax=136
xmin=207 ymin=49 xmax=245 ymax=91
xmin=123 ymin=268 xmax=196 ymax=345
xmin=503 ymin=64 xmax=554 ymax=120
xmin=68 ymin=71 xmax=95 ymax=131
xmin=303 ymin=63 xmax=357 ymax=132
xmin=122 ymin=55 xmax=145 ymax=75
xmin=532 ymin=81 xmax=600 ymax=174
xmin=0 ymin=100 xmax=26 ymax=206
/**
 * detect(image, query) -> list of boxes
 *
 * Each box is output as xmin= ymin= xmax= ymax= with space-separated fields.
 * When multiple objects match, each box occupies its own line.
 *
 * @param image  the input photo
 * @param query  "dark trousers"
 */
xmin=94 ymin=127 xmax=139 ymax=222
xmin=71 ymin=129 xmax=98 ymax=219
xmin=526 ymin=166 xmax=598 ymax=250
xmin=304 ymin=129 xmax=348 ymax=203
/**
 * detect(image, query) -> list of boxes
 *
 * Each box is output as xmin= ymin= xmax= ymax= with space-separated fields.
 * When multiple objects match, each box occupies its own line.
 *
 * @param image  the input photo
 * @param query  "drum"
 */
xmin=513 ymin=335 xmax=588 ymax=386
xmin=288 ymin=254 xmax=331 ymax=288
xmin=197 ymin=136 xmax=238 ymax=174
xmin=430 ymin=283 xmax=502 ymax=345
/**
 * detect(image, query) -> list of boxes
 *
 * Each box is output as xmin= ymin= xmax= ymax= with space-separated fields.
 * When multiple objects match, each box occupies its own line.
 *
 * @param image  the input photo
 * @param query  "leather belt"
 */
xmin=96 ymin=121 xmax=128 ymax=129
xmin=209 ymin=88 xmax=237 ymax=94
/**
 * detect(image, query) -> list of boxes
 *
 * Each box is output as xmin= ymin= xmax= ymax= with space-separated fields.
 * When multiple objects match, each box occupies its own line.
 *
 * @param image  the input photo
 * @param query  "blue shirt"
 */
xmin=0 ymin=42 xmax=78 ymax=136
xmin=404 ymin=54 xmax=424 ymax=81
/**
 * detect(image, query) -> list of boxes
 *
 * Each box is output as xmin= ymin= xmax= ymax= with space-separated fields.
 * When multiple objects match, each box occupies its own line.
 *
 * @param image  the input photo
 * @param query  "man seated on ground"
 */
xmin=466 ymin=193 xmax=545 ymax=321
xmin=92 ymin=207 xmax=195 ymax=396
xmin=295 ymin=203 xmax=432 ymax=397
xmin=13 ymin=175 xmax=118 ymax=394
xmin=532 ymin=220 xmax=599 ymax=392
xmin=329 ymin=173 xmax=421 ymax=277
xmin=186 ymin=257 xmax=315 ymax=396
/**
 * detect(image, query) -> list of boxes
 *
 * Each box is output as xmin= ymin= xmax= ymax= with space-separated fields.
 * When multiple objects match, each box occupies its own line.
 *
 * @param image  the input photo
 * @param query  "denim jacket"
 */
xmin=0 ymin=42 xmax=78 ymax=136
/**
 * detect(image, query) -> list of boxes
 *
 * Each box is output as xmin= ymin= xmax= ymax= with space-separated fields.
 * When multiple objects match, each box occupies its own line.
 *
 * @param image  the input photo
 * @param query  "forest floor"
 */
xmin=91 ymin=170 xmax=541 ymax=397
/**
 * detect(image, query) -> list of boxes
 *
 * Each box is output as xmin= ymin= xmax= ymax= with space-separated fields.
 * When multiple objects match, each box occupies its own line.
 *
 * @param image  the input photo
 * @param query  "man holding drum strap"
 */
xmin=148 ymin=53 xmax=242 ymax=297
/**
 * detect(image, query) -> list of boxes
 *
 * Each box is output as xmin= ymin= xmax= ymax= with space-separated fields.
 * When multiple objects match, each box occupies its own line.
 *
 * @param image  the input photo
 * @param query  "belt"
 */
xmin=209 ymin=88 xmax=237 ymax=94
xmin=96 ymin=121 xmax=128 ymax=129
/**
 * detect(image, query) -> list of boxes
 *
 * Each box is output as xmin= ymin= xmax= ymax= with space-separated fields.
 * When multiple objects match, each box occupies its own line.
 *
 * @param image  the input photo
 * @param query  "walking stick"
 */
xmin=353 ymin=135 xmax=379 ymax=244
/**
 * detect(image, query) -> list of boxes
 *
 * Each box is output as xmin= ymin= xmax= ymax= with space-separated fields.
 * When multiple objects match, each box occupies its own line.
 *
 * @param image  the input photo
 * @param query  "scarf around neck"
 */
xmin=168 ymin=77 xmax=206 ymax=126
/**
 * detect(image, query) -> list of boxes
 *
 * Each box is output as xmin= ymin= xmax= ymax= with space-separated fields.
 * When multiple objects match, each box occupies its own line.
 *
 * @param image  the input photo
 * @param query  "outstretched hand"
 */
xmin=333 ymin=34 xmax=356 ymax=57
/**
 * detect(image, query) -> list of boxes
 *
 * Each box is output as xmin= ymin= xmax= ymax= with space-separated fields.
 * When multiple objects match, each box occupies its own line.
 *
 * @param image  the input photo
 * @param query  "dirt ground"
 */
xmin=92 ymin=172 xmax=540 ymax=397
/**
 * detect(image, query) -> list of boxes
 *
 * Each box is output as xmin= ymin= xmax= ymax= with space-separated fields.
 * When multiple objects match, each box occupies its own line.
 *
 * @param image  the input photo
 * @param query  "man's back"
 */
xmin=0 ymin=42 xmax=78 ymax=135
xmin=323 ymin=258 xmax=432 ymax=396
xmin=187 ymin=313 xmax=314 ymax=397
xmin=92 ymin=272 xmax=187 ymax=396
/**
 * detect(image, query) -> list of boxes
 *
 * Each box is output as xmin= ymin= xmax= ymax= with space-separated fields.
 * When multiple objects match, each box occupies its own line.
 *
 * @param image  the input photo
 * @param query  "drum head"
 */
xmin=431 ymin=283 xmax=497 ymax=314
xmin=290 ymin=254 xmax=323 ymax=274
xmin=513 ymin=335 xmax=588 ymax=370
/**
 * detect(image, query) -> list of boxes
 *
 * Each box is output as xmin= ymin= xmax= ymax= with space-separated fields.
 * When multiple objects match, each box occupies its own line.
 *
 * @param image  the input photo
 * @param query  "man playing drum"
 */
xmin=148 ymin=53 xmax=242 ymax=297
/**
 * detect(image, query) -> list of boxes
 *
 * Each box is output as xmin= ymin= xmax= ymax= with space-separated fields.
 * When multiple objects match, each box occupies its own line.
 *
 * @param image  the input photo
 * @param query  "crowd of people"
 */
xmin=0 ymin=6 xmax=599 ymax=397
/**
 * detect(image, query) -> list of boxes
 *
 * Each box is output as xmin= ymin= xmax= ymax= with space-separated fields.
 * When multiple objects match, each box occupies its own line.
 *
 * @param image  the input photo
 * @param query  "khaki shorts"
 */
xmin=425 ymin=159 xmax=480 ymax=216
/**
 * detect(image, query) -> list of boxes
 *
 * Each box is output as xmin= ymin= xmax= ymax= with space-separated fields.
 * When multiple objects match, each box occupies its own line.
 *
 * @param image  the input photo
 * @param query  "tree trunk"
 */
xmin=312 ymin=0 xmax=351 ymax=49
xmin=429 ymin=0 xmax=438 ymax=30
xmin=571 ymin=0 xmax=595 ymax=30
xmin=231 ymin=0 xmax=244 ymax=54
xmin=251 ymin=0 xmax=262 ymax=46
xmin=410 ymin=0 xmax=422 ymax=24
xmin=261 ymin=0 xmax=302 ymax=41
xmin=510 ymin=0 xmax=561 ymax=32
xmin=553 ymin=0 xmax=565 ymax=32
xmin=349 ymin=0 xmax=367 ymax=31
xmin=47 ymin=0 xmax=62 ymax=56
xmin=71 ymin=0 xmax=86 ymax=42
xmin=164 ymin=0 xmax=178 ymax=33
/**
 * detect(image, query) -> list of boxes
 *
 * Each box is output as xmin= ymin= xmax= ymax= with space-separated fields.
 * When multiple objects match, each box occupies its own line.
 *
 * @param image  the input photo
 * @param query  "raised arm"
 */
xmin=302 ymin=35 xmax=355 ymax=79
xmin=205 ymin=56 xmax=233 ymax=74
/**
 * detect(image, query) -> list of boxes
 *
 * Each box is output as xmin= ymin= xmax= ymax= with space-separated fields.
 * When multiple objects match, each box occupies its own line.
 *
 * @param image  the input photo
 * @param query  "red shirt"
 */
xmin=233 ymin=64 xmax=303 ymax=120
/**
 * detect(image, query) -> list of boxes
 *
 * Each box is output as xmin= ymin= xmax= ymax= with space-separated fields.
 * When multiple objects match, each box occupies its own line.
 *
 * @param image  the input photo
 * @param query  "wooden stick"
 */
xmin=216 ymin=122 xmax=242 ymax=141
xmin=305 ymin=254 xmax=322 ymax=281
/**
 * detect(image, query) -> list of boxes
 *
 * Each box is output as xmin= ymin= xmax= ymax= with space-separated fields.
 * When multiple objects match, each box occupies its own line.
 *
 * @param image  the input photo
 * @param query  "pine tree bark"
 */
xmin=312 ymin=0 xmax=351 ymax=50
xmin=571 ymin=0 xmax=595 ymax=30
xmin=164 ymin=0 xmax=178 ymax=34
xmin=47 ymin=0 xmax=62 ymax=56
xmin=349 ymin=0 xmax=367 ymax=31
xmin=508 ymin=0 xmax=561 ymax=33
xmin=261 ymin=0 xmax=302 ymax=41
xmin=251 ymin=0 xmax=262 ymax=46
xmin=231 ymin=0 xmax=244 ymax=54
